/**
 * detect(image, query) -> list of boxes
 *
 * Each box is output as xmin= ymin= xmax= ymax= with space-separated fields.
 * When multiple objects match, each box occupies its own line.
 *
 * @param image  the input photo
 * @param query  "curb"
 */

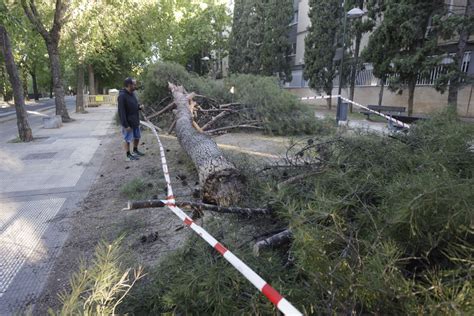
xmin=0 ymin=105 xmax=56 ymax=123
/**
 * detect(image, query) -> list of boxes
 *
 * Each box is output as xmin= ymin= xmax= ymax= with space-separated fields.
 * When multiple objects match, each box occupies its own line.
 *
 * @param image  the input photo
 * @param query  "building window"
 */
xmin=290 ymin=43 xmax=297 ymax=56
xmin=290 ymin=10 xmax=299 ymax=25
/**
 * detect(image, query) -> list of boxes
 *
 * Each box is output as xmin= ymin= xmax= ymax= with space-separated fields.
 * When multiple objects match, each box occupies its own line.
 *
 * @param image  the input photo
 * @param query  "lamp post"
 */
xmin=336 ymin=7 xmax=365 ymax=124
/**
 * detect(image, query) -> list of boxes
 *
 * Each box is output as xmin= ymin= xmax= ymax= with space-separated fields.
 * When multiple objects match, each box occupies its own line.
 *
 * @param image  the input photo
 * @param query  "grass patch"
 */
xmin=120 ymin=178 xmax=156 ymax=200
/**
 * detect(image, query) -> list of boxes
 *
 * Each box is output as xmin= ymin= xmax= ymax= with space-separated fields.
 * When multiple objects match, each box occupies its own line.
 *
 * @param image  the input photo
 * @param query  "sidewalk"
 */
xmin=0 ymin=106 xmax=116 ymax=314
xmin=314 ymin=108 xmax=391 ymax=134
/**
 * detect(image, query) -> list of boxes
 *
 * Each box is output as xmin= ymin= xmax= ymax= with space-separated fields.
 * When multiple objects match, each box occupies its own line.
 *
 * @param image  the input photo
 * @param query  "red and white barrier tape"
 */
xmin=140 ymin=120 xmax=302 ymax=316
xmin=300 ymin=95 xmax=336 ymax=101
xmin=300 ymin=95 xmax=411 ymax=129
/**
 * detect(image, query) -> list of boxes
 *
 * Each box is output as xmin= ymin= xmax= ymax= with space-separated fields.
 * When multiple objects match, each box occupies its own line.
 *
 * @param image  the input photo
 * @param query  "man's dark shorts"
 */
xmin=122 ymin=126 xmax=141 ymax=143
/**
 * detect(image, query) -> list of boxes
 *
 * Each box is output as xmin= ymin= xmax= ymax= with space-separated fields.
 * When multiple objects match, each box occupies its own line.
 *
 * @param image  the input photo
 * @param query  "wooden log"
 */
xmin=169 ymin=83 xmax=244 ymax=206
xmin=125 ymin=199 xmax=272 ymax=216
xmin=253 ymin=229 xmax=292 ymax=256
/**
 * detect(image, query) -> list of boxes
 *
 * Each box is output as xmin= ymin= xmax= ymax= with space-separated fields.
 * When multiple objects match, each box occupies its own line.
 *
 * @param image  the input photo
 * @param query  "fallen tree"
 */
xmin=168 ymin=83 xmax=244 ymax=206
xmin=141 ymin=62 xmax=331 ymax=136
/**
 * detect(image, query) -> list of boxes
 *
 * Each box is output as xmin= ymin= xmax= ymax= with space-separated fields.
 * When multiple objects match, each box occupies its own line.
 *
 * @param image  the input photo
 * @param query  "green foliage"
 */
xmin=229 ymin=0 xmax=293 ymax=81
xmin=141 ymin=62 xmax=331 ymax=135
xmin=225 ymin=74 xmax=330 ymax=135
xmin=364 ymin=0 xmax=445 ymax=113
xmin=125 ymin=111 xmax=473 ymax=315
xmin=52 ymin=238 xmax=143 ymax=316
xmin=304 ymin=0 xmax=341 ymax=96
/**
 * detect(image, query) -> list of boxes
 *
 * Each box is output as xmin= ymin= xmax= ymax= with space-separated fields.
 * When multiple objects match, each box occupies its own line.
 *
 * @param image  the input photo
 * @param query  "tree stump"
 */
xmin=169 ymin=83 xmax=244 ymax=206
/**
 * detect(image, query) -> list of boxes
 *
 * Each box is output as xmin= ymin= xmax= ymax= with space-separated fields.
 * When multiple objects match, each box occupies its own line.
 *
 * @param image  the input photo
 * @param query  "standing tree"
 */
xmin=229 ymin=0 xmax=246 ymax=73
xmin=261 ymin=0 xmax=293 ymax=81
xmin=365 ymin=0 xmax=444 ymax=115
xmin=346 ymin=0 xmax=376 ymax=109
xmin=21 ymin=0 xmax=71 ymax=122
xmin=0 ymin=24 xmax=33 ymax=142
xmin=230 ymin=0 xmax=292 ymax=79
xmin=304 ymin=0 xmax=341 ymax=109
xmin=434 ymin=0 xmax=474 ymax=110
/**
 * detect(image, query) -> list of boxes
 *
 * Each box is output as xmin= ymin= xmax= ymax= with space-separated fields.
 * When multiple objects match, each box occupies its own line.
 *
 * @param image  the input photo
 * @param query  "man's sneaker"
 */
xmin=133 ymin=149 xmax=145 ymax=157
xmin=125 ymin=154 xmax=139 ymax=162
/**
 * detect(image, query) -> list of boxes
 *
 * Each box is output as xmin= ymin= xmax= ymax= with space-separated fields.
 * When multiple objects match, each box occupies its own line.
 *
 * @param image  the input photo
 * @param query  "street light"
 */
xmin=336 ymin=7 xmax=365 ymax=124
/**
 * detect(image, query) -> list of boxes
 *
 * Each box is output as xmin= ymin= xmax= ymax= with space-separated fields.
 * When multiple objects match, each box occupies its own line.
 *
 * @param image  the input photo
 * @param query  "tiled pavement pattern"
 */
xmin=0 ymin=105 xmax=115 ymax=314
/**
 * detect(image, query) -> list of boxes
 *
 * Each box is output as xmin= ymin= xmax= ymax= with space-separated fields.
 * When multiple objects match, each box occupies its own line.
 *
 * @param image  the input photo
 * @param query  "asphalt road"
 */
xmin=0 ymin=97 xmax=76 ymax=141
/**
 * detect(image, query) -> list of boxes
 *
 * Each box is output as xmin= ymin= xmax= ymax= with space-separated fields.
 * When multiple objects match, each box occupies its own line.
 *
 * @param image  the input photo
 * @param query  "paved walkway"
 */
xmin=315 ymin=110 xmax=391 ymax=134
xmin=0 ymin=101 xmax=115 ymax=314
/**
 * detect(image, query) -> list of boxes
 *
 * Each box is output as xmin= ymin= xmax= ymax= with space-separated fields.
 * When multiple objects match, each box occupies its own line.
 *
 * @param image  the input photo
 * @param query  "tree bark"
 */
xmin=378 ymin=77 xmax=385 ymax=106
xmin=47 ymin=43 xmax=71 ymax=121
xmin=0 ymin=25 xmax=33 ymax=142
xmin=76 ymin=63 xmax=85 ymax=113
xmin=169 ymin=84 xmax=244 ymax=206
xmin=349 ymin=31 xmax=362 ymax=113
xmin=447 ymin=0 xmax=473 ymax=109
xmin=407 ymin=77 xmax=416 ymax=116
xmin=253 ymin=229 xmax=292 ymax=256
xmin=49 ymin=74 xmax=53 ymax=99
xmin=31 ymin=65 xmax=39 ymax=101
xmin=326 ymin=92 xmax=332 ymax=109
xmin=87 ymin=64 xmax=95 ymax=95
xmin=22 ymin=67 xmax=29 ymax=100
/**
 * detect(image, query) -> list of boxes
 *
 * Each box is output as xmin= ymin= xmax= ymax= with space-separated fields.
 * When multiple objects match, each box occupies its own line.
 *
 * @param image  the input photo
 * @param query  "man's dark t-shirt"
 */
xmin=118 ymin=89 xmax=140 ymax=128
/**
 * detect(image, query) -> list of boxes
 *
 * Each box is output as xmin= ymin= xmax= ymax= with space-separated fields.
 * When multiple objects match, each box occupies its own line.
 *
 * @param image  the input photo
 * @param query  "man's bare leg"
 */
xmin=124 ymin=141 xmax=130 ymax=154
xmin=133 ymin=138 xmax=139 ymax=151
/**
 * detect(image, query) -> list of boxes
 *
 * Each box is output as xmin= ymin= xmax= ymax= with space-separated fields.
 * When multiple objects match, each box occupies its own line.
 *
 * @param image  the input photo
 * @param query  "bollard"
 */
xmin=336 ymin=102 xmax=349 ymax=124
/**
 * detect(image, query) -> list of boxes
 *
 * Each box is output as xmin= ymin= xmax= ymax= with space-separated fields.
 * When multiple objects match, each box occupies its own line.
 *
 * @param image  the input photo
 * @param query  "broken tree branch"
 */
xmin=253 ymin=229 xmax=292 ymax=256
xmin=205 ymin=124 xmax=264 ymax=135
xmin=147 ymin=102 xmax=176 ymax=119
xmin=168 ymin=119 xmax=177 ymax=134
xmin=201 ymin=110 xmax=232 ymax=131
xmin=125 ymin=199 xmax=272 ymax=216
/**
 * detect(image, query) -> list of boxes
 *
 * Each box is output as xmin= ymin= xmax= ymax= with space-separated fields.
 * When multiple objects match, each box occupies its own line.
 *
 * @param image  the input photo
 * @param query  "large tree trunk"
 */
xmin=88 ymin=64 xmax=96 ymax=95
xmin=447 ymin=0 xmax=473 ymax=109
xmin=76 ymin=63 xmax=85 ymax=113
xmin=31 ymin=65 xmax=39 ymax=101
xmin=169 ymin=84 xmax=244 ymax=206
xmin=0 ymin=25 xmax=33 ymax=142
xmin=407 ymin=77 xmax=416 ymax=116
xmin=47 ymin=42 xmax=71 ymax=122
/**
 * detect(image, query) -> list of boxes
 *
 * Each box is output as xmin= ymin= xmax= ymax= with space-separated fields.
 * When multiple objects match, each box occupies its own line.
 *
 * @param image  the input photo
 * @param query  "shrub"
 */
xmin=124 ymin=111 xmax=473 ymax=315
xmin=51 ymin=238 xmax=143 ymax=316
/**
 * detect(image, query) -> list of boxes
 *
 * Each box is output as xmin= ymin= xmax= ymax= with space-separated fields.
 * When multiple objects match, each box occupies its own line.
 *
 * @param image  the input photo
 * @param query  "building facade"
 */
xmin=285 ymin=0 xmax=474 ymax=117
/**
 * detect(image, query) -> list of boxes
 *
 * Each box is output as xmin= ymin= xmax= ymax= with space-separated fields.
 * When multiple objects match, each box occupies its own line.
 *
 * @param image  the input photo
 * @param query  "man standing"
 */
xmin=118 ymin=77 xmax=145 ymax=161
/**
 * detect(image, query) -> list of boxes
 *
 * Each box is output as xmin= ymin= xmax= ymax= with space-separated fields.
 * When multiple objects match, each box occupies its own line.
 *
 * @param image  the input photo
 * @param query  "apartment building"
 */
xmin=285 ymin=0 xmax=474 ymax=116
